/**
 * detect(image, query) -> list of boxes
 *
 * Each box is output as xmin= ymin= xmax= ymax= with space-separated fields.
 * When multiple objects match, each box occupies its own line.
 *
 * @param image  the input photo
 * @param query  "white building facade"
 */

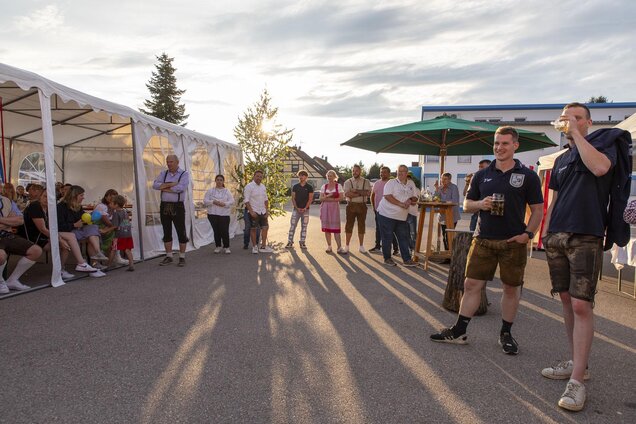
xmin=418 ymin=103 xmax=636 ymax=199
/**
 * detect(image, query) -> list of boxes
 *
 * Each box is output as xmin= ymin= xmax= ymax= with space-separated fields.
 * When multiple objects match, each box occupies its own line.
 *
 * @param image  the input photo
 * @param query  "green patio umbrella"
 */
xmin=341 ymin=116 xmax=557 ymax=174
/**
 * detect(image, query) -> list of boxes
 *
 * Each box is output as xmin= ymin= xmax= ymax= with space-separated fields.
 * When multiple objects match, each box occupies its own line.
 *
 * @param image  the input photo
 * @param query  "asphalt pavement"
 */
xmin=1 ymin=205 xmax=635 ymax=423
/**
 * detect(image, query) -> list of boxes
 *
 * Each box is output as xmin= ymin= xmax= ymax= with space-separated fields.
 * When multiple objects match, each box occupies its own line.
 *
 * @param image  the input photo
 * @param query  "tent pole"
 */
xmin=130 ymin=118 xmax=145 ymax=260
xmin=0 ymin=96 xmax=6 ymax=182
xmin=180 ymin=135 xmax=195 ymax=248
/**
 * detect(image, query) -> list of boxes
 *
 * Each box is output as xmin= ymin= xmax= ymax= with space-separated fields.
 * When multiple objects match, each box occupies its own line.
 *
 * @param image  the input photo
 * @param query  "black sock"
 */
xmin=452 ymin=315 xmax=471 ymax=336
xmin=501 ymin=319 xmax=513 ymax=335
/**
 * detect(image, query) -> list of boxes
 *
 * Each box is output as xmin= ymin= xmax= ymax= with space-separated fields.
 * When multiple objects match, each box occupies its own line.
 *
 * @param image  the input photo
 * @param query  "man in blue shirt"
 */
xmin=540 ymin=103 xmax=618 ymax=412
xmin=431 ymin=126 xmax=543 ymax=356
xmin=153 ymin=155 xmax=190 ymax=267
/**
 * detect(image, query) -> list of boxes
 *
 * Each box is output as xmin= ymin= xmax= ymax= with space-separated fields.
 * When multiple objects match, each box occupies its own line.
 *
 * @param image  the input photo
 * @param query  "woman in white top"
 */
xmin=377 ymin=165 xmax=419 ymax=266
xmin=204 ymin=175 xmax=235 ymax=253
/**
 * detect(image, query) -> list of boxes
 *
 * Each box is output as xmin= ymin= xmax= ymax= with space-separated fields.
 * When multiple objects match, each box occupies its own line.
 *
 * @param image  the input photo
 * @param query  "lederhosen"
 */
xmin=160 ymin=170 xmax=189 ymax=244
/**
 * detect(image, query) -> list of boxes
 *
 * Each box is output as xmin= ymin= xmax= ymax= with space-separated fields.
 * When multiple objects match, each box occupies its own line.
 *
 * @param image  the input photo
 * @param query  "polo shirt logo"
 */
xmin=510 ymin=173 xmax=525 ymax=188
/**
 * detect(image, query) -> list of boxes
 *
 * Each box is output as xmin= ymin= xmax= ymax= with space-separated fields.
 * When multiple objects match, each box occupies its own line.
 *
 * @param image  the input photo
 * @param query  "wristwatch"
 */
xmin=524 ymin=230 xmax=534 ymax=239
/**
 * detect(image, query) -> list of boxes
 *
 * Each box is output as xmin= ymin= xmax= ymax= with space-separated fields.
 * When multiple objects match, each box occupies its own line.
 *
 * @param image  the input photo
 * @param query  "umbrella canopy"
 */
xmin=341 ymin=116 xmax=557 ymax=174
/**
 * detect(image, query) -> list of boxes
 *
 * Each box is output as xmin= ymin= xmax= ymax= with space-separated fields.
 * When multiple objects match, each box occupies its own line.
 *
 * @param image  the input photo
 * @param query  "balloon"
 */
xmin=81 ymin=213 xmax=92 ymax=225
xmin=91 ymin=210 xmax=102 ymax=223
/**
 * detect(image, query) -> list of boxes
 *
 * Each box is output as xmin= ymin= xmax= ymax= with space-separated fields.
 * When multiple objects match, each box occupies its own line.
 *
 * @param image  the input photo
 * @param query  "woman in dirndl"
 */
xmin=320 ymin=169 xmax=346 ymax=254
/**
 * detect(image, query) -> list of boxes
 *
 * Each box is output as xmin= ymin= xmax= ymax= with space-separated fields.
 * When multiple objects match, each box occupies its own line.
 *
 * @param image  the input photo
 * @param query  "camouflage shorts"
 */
xmin=465 ymin=238 xmax=528 ymax=286
xmin=543 ymin=232 xmax=603 ymax=302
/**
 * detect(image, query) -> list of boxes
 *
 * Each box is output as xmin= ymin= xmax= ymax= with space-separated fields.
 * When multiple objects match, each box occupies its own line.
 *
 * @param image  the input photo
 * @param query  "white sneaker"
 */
xmin=558 ymin=379 xmax=586 ymax=412
xmin=89 ymin=270 xmax=106 ymax=278
xmin=61 ymin=270 xmax=75 ymax=280
xmin=75 ymin=263 xmax=98 ymax=273
xmin=114 ymin=256 xmax=129 ymax=266
xmin=541 ymin=360 xmax=590 ymax=380
xmin=343 ymin=246 xmax=350 ymax=253
xmin=6 ymin=280 xmax=31 ymax=291
xmin=252 ymin=246 xmax=259 ymax=254
xmin=214 ymin=247 xmax=222 ymax=254
xmin=90 ymin=252 xmax=109 ymax=261
xmin=0 ymin=281 xmax=8 ymax=294
xmin=259 ymin=246 xmax=273 ymax=253
xmin=224 ymin=248 xmax=231 ymax=254
xmin=359 ymin=245 xmax=367 ymax=253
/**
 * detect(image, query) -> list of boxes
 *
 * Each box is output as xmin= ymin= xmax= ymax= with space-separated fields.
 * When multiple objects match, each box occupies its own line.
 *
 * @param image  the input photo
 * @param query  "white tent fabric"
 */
xmin=0 ymin=63 xmax=242 ymax=286
xmin=616 ymin=112 xmax=636 ymax=139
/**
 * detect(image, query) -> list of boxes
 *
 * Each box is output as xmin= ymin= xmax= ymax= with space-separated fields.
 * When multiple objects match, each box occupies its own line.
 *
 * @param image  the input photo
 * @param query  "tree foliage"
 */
xmin=588 ymin=95 xmax=610 ymax=103
xmin=232 ymin=89 xmax=293 ymax=217
xmin=367 ymin=162 xmax=382 ymax=180
xmin=335 ymin=161 xmax=368 ymax=182
xmin=140 ymin=53 xmax=189 ymax=125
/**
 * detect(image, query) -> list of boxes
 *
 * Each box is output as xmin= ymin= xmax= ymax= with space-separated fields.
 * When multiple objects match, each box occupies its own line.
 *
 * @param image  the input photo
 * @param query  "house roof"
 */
xmin=422 ymin=102 xmax=636 ymax=113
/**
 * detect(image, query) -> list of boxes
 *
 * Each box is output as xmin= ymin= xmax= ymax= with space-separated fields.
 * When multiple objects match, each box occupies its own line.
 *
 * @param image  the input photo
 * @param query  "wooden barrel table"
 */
xmin=442 ymin=229 xmax=488 ymax=315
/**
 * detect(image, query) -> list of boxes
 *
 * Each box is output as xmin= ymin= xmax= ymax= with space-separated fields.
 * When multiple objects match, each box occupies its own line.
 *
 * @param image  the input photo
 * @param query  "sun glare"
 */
xmin=261 ymin=118 xmax=276 ymax=135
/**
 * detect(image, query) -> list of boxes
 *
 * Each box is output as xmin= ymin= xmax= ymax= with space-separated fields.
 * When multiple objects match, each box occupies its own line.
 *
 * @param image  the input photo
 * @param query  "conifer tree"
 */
xmin=140 ymin=53 xmax=189 ymax=125
xmin=232 ymin=89 xmax=292 ymax=217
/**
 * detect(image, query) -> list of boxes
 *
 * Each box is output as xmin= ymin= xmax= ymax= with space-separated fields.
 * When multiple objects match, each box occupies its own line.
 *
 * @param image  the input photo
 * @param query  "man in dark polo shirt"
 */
xmin=539 ymin=102 xmax=631 ymax=412
xmin=286 ymin=170 xmax=314 ymax=249
xmin=431 ymin=126 xmax=543 ymax=355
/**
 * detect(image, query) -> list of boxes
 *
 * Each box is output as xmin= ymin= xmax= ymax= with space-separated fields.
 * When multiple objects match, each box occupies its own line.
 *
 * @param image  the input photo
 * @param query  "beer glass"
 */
xmin=491 ymin=193 xmax=504 ymax=216
xmin=551 ymin=119 xmax=569 ymax=133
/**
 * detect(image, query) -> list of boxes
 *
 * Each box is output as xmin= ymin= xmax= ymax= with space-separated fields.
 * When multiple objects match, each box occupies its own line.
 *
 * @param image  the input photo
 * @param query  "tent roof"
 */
xmin=616 ymin=112 xmax=636 ymax=140
xmin=0 ymin=62 xmax=237 ymax=149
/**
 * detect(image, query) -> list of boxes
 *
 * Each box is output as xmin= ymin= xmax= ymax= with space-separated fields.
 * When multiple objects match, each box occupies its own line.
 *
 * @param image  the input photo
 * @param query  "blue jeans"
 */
xmin=374 ymin=211 xmax=398 ymax=251
xmin=407 ymin=214 xmax=417 ymax=250
xmin=378 ymin=214 xmax=411 ymax=262
xmin=243 ymin=208 xmax=260 ymax=247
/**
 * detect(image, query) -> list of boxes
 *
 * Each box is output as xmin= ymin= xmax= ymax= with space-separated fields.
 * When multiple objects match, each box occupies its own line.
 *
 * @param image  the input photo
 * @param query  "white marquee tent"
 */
xmin=0 ymin=63 xmax=243 ymax=287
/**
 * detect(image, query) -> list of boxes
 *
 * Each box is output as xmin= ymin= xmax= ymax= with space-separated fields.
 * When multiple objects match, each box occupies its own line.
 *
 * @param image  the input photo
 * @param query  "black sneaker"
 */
xmin=243 ymin=244 xmax=248 ymax=250
xmin=392 ymin=249 xmax=399 ymax=256
xmin=159 ymin=256 xmax=173 ymax=266
xmin=384 ymin=258 xmax=397 ymax=266
xmin=430 ymin=327 xmax=468 ymax=344
xmin=369 ymin=246 xmax=381 ymax=253
xmin=285 ymin=242 xmax=294 ymax=249
xmin=177 ymin=257 xmax=186 ymax=267
xmin=299 ymin=242 xmax=307 ymax=249
xmin=499 ymin=332 xmax=519 ymax=355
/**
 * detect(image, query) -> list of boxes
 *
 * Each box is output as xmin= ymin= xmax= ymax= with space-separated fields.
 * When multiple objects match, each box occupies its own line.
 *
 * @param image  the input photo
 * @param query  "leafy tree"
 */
xmin=140 ymin=53 xmax=189 ymax=125
xmin=368 ymin=162 xmax=382 ymax=180
xmin=588 ymin=96 xmax=609 ymax=103
xmin=335 ymin=165 xmax=352 ymax=182
xmin=232 ymin=89 xmax=293 ymax=217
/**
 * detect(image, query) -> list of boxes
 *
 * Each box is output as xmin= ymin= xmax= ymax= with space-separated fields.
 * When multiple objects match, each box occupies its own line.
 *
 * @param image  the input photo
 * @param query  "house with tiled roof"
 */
xmin=283 ymin=147 xmax=337 ymax=189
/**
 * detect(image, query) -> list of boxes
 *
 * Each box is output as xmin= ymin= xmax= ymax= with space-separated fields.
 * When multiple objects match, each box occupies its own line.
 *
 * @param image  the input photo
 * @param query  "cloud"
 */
xmin=82 ymin=53 xmax=156 ymax=70
xmin=15 ymin=5 xmax=64 ymax=33
xmin=295 ymin=88 xmax=407 ymax=118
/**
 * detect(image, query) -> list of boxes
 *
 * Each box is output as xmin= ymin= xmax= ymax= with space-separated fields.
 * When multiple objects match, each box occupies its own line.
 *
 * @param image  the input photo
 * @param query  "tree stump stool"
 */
xmin=442 ymin=231 xmax=488 ymax=315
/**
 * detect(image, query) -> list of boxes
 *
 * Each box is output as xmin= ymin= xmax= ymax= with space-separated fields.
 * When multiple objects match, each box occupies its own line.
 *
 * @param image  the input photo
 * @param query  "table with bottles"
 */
xmin=413 ymin=201 xmax=458 ymax=270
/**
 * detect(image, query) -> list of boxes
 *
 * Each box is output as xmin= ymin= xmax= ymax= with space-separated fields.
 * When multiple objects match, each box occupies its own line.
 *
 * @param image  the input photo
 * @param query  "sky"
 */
xmin=2 ymin=0 xmax=635 ymax=170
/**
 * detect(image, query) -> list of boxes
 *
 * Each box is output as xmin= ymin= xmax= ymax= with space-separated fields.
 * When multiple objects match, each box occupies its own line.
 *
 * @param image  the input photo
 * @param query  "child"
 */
xmin=108 ymin=195 xmax=134 ymax=271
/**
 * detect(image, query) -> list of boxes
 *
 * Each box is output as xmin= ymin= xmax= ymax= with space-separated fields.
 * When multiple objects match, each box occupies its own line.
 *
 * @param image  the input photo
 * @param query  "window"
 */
xmin=425 ymin=155 xmax=439 ymax=163
xmin=291 ymin=163 xmax=299 ymax=172
xmin=190 ymin=146 xmax=216 ymax=219
xmin=514 ymin=117 xmax=527 ymax=122
xmin=18 ymin=152 xmax=46 ymax=187
xmin=457 ymin=156 xmax=472 ymax=164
